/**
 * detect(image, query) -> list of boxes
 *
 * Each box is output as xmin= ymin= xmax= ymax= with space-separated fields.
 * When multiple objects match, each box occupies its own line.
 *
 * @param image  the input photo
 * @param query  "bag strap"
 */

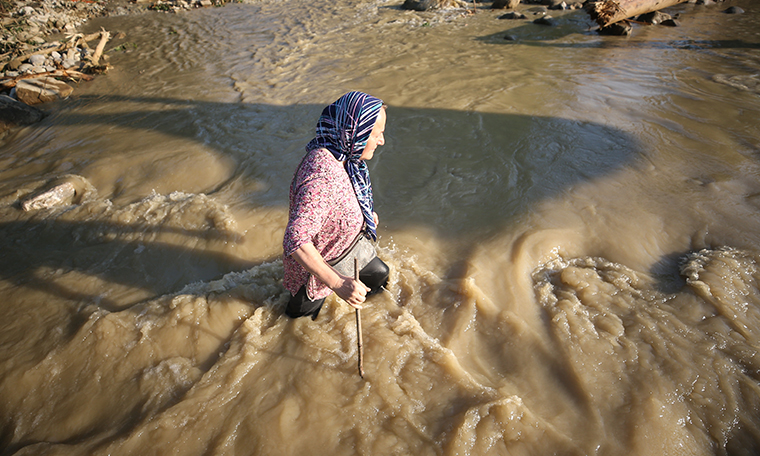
xmin=327 ymin=230 xmax=367 ymax=267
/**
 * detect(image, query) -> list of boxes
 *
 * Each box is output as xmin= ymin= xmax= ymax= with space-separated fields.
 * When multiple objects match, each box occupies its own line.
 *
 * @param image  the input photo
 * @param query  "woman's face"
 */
xmin=360 ymin=108 xmax=386 ymax=161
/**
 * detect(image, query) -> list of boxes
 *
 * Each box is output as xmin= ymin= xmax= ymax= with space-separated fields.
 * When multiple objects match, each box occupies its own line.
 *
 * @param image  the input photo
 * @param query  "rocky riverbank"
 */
xmin=0 ymin=0 xmax=230 ymax=133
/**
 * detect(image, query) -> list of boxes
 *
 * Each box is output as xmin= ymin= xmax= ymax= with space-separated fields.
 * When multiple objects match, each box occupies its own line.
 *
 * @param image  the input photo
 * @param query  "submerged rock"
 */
xmin=598 ymin=22 xmax=632 ymax=36
xmin=533 ymin=15 xmax=557 ymax=26
xmin=498 ymin=11 xmax=527 ymax=19
xmin=401 ymin=0 xmax=468 ymax=11
xmin=0 ymin=95 xmax=45 ymax=133
xmin=723 ymin=6 xmax=744 ymax=14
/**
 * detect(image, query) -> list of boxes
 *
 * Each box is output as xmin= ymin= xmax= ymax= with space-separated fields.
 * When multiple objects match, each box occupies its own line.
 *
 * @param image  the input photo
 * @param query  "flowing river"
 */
xmin=1 ymin=0 xmax=760 ymax=454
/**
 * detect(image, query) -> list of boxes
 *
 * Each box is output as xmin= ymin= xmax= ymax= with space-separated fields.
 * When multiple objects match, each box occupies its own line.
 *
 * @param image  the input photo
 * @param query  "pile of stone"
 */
xmin=3 ymin=41 xmax=96 ymax=77
xmin=0 ymin=0 xmax=113 ymax=129
xmin=0 ymin=27 xmax=110 ymax=132
xmin=1 ymin=30 xmax=109 ymax=92
xmin=1 ymin=0 xmax=105 ymax=55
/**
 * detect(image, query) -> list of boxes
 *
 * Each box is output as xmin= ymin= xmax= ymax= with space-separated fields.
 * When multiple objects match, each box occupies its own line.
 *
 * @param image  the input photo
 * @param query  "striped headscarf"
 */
xmin=306 ymin=91 xmax=384 ymax=240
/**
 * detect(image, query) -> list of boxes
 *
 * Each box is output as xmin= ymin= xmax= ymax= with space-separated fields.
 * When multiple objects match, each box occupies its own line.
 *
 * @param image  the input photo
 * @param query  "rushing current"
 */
xmin=1 ymin=0 xmax=760 ymax=454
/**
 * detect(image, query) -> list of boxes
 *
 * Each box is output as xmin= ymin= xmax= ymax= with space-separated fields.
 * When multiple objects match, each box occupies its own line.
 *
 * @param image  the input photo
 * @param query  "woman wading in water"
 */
xmin=282 ymin=91 xmax=390 ymax=320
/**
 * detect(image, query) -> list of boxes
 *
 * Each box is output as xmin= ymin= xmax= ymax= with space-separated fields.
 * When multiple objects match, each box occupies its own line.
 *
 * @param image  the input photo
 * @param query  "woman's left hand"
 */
xmin=373 ymin=212 xmax=379 ymax=227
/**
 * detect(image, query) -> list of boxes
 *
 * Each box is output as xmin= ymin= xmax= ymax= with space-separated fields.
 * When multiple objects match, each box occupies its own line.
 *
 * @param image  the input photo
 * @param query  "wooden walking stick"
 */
xmin=354 ymin=258 xmax=364 ymax=379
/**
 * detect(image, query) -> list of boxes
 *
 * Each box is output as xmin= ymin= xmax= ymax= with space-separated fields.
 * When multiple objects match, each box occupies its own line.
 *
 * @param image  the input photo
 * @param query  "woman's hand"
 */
xmin=373 ymin=212 xmax=379 ymax=227
xmin=291 ymin=243 xmax=370 ymax=309
xmin=334 ymin=276 xmax=370 ymax=309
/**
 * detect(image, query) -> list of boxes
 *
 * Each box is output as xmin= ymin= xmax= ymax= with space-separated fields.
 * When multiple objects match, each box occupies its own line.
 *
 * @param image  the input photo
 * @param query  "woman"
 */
xmin=282 ymin=91 xmax=390 ymax=320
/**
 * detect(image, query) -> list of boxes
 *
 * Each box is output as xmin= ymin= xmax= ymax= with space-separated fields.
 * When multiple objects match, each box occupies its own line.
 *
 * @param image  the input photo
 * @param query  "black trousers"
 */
xmin=285 ymin=257 xmax=389 ymax=320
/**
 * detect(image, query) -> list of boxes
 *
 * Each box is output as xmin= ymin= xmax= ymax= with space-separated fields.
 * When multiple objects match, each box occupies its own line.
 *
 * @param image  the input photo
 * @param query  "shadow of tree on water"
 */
xmin=0 ymin=218 xmax=253 ymax=312
xmin=0 ymin=94 xmax=646 ymax=308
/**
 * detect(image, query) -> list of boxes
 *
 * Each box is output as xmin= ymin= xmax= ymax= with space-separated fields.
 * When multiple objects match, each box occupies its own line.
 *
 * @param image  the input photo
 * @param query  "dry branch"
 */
xmin=89 ymin=29 xmax=110 ymax=66
xmin=585 ymin=0 xmax=687 ymax=27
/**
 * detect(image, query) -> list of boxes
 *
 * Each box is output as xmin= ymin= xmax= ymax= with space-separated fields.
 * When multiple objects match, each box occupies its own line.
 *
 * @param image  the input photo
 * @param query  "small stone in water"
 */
xmin=723 ymin=6 xmax=744 ymax=14
xmin=533 ymin=16 xmax=557 ymax=26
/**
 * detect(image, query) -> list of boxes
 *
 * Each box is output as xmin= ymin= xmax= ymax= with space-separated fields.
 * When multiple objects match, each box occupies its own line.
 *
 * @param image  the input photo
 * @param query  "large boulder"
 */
xmin=402 ymin=0 xmax=468 ymax=11
xmin=0 ymin=95 xmax=45 ymax=133
xmin=15 ymin=77 xmax=74 ymax=105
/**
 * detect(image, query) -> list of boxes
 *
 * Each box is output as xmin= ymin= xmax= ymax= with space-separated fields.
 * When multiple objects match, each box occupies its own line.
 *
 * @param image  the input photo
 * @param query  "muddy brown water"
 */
xmin=1 ymin=0 xmax=760 ymax=454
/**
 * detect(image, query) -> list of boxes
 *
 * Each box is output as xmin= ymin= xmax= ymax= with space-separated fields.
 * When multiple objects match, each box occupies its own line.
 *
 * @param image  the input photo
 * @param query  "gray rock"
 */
xmin=637 ymin=11 xmax=671 ymax=24
xmin=533 ymin=15 xmax=557 ymax=26
xmin=498 ymin=11 xmax=527 ymax=19
xmin=661 ymin=18 xmax=679 ymax=26
xmin=548 ymin=1 xmax=567 ymax=10
xmin=18 ymin=63 xmax=33 ymax=73
xmin=0 ymin=95 xmax=46 ymax=133
xmin=723 ymin=6 xmax=744 ymax=13
xmin=29 ymin=54 xmax=46 ymax=66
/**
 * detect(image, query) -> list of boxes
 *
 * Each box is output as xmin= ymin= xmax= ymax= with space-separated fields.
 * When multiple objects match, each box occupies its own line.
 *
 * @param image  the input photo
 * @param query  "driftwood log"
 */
xmin=585 ymin=0 xmax=687 ymax=27
xmin=89 ymin=30 xmax=111 ymax=66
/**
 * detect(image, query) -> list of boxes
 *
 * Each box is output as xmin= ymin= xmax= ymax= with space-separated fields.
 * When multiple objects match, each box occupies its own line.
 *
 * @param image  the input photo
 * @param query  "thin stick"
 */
xmin=354 ymin=258 xmax=364 ymax=379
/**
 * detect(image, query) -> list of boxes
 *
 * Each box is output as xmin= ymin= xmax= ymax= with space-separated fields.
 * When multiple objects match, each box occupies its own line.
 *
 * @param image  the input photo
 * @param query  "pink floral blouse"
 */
xmin=283 ymin=148 xmax=364 ymax=300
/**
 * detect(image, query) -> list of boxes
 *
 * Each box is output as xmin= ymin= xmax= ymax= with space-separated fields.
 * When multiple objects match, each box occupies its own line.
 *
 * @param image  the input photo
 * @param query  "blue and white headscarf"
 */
xmin=306 ymin=91 xmax=384 ymax=240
